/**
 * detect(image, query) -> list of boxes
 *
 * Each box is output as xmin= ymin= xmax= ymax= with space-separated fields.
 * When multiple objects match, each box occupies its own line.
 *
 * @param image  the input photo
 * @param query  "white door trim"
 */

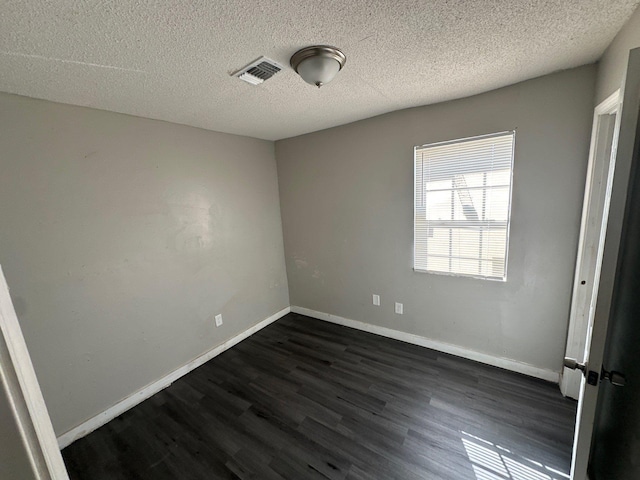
xmin=571 ymin=47 xmax=640 ymax=480
xmin=0 ymin=266 xmax=69 ymax=479
xmin=561 ymin=89 xmax=621 ymax=399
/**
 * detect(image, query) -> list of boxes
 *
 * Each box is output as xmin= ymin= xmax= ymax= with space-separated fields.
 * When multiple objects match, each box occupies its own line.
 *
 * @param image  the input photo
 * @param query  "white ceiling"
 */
xmin=1 ymin=1 xmax=638 ymax=140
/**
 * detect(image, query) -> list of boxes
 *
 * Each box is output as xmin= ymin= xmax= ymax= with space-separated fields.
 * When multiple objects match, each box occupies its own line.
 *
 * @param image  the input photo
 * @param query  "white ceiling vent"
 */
xmin=233 ymin=57 xmax=283 ymax=85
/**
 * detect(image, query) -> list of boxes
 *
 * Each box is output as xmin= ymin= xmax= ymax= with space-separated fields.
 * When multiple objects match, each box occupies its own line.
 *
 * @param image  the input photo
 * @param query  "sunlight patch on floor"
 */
xmin=461 ymin=431 xmax=570 ymax=480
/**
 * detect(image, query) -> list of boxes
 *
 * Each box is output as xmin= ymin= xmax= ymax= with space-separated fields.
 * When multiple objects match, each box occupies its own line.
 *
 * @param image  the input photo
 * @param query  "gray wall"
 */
xmin=596 ymin=5 xmax=640 ymax=103
xmin=0 ymin=93 xmax=289 ymax=436
xmin=276 ymin=65 xmax=596 ymax=374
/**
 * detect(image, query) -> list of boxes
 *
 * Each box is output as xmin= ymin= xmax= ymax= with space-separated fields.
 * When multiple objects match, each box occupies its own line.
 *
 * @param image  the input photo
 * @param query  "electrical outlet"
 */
xmin=372 ymin=294 xmax=380 ymax=306
xmin=395 ymin=302 xmax=403 ymax=315
xmin=214 ymin=314 xmax=223 ymax=327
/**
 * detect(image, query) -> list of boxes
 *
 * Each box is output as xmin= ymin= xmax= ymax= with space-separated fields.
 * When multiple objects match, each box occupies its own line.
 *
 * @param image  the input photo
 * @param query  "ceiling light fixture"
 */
xmin=290 ymin=45 xmax=346 ymax=88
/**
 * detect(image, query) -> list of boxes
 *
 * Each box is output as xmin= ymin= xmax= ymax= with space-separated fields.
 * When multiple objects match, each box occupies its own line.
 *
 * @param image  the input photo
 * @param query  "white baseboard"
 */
xmin=57 ymin=306 xmax=291 ymax=449
xmin=291 ymin=306 xmax=560 ymax=384
xmin=58 ymin=304 xmax=560 ymax=449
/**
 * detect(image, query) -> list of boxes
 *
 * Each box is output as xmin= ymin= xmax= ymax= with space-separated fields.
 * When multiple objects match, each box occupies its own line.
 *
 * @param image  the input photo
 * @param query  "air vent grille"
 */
xmin=233 ymin=57 xmax=283 ymax=85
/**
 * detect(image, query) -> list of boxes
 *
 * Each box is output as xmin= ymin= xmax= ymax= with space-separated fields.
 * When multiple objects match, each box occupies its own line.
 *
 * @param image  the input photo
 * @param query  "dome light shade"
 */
xmin=290 ymin=46 xmax=346 ymax=88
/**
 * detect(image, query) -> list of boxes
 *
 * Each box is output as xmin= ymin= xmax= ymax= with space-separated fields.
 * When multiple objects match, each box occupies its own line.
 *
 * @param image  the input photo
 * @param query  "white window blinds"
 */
xmin=414 ymin=131 xmax=515 ymax=280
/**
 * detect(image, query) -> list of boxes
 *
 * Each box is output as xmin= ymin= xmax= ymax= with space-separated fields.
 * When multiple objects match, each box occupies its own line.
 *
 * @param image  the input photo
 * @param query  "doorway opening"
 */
xmin=561 ymin=91 xmax=621 ymax=401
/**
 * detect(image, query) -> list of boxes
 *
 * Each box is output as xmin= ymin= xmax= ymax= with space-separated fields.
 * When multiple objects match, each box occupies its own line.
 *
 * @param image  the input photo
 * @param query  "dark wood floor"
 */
xmin=63 ymin=313 xmax=577 ymax=480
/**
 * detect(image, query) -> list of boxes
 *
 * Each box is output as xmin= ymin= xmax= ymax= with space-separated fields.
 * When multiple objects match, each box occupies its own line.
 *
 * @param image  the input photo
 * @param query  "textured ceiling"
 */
xmin=0 ymin=1 xmax=638 ymax=140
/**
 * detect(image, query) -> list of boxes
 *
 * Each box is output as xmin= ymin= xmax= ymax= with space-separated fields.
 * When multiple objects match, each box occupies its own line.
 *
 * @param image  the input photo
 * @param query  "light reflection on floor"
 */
xmin=461 ymin=431 xmax=570 ymax=480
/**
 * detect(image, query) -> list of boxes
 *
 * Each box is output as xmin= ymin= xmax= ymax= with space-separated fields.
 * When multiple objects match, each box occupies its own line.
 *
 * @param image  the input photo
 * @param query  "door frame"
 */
xmin=0 ymin=265 xmax=69 ymax=479
xmin=571 ymin=47 xmax=640 ymax=479
xmin=561 ymin=90 xmax=621 ymax=400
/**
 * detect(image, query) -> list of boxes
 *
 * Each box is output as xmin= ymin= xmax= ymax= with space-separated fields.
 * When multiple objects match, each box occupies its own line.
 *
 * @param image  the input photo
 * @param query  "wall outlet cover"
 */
xmin=215 ymin=314 xmax=223 ymax=327
xmin=395 ymin=302 xmax=403 ymax=314
xmin=373 ymin=294 xmax=380 ymax=306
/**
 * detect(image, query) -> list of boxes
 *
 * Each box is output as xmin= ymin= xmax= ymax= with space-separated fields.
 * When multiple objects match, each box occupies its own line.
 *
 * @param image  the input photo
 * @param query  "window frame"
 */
xmin=413 ymin=131 xmax=515 ymax=282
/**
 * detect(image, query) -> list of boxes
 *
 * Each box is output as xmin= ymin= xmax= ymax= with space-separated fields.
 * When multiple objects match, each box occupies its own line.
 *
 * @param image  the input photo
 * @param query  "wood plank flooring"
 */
xmin=62 ymin=313 xmax=577 ymax=479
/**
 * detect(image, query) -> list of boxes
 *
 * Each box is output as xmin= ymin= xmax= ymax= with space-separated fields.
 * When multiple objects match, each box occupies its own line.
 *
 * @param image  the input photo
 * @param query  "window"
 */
xmin=414 ymin=131 xmax=515 ymax=281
